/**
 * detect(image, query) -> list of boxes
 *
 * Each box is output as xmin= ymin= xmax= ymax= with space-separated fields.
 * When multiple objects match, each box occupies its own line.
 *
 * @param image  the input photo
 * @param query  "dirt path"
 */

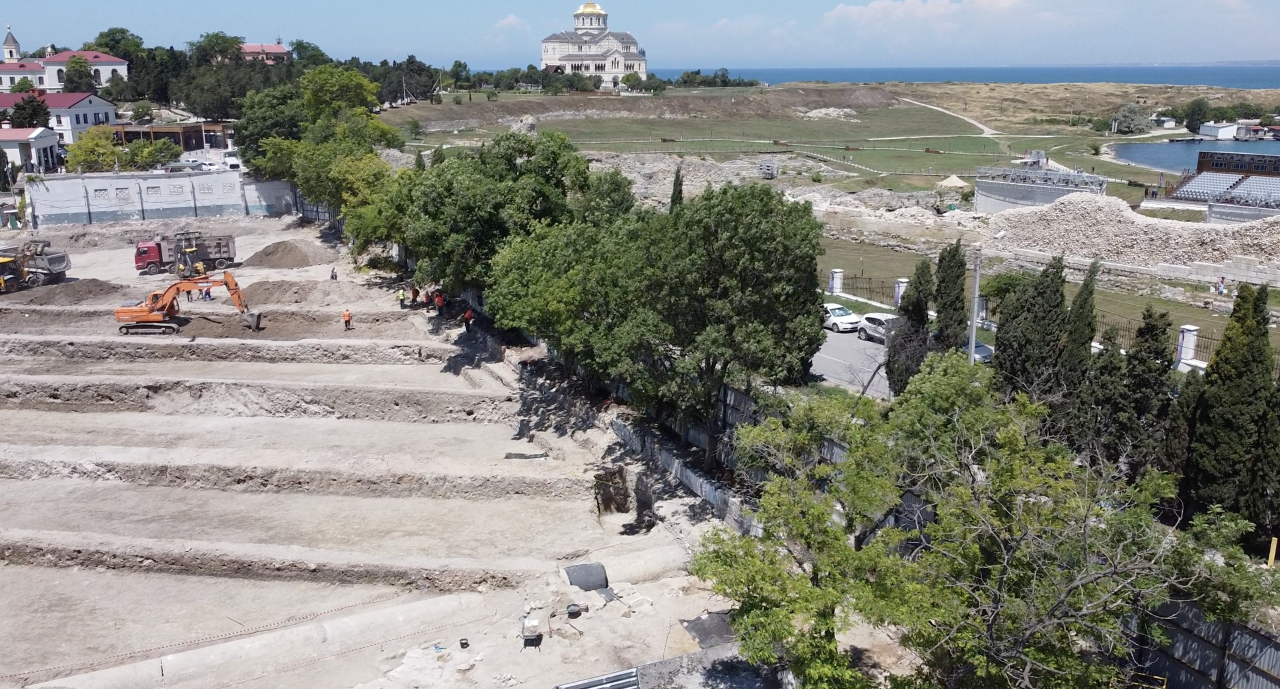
xmin=898 ymin=97 xmax=1002 ymax=136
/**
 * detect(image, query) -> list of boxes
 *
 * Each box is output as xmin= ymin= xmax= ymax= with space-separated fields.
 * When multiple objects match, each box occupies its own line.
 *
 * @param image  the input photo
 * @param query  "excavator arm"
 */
xmin=115 ymin=271 xmax=261 ymax=335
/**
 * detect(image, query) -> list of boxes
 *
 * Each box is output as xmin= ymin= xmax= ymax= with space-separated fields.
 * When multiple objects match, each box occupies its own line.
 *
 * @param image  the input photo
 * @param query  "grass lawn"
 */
xmin=1136 ymin=208 xmax=1208 ymax=222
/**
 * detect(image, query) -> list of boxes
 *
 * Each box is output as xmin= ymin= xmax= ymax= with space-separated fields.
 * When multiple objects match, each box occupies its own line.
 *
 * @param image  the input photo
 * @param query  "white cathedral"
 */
xmin=541 ymin=2 xmax=647 ymax=89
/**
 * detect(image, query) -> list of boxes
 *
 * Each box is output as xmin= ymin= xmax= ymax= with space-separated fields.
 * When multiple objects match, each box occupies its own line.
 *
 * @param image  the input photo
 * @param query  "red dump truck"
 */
xmin=134 ymin=232 xmax=237 ymax=275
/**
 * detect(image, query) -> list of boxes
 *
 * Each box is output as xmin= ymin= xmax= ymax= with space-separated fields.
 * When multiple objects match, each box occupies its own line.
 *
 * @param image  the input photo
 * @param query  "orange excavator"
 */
xmin=115 ymin=272 xmax=262 ymax=335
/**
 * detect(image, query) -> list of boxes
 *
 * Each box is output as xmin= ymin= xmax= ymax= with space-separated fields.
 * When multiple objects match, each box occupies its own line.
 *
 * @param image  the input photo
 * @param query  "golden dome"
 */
xmin=576 ymin=2 xmax=607 ymax=15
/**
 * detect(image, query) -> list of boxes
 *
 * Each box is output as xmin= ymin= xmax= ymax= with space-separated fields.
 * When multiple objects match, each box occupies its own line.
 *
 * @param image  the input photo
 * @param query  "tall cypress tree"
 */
xmin=1242 ymin=383 xmax=1280 ymax=548
xmin=670 ymin=165 xmax=684 ymax=209
xmin=886 ymin=259 xmax=933 ymax=396
xmin=1185 ymin=285 xmax=1275 ymax=513
xmin=1124 ymin=306 xmax=1175 ymax=476
xmin=1073 ymin=328 xmax=1131 ymax=466
xmin=933 ymin=240 xmax=968 ymax=353
xmin=994 ymin=257 xmax=1067 ymax=401
xmin=1163 ymin=369 xmax=1204 ymax=478
xmin=1059 ymin=262 xmax=1100 ymax=394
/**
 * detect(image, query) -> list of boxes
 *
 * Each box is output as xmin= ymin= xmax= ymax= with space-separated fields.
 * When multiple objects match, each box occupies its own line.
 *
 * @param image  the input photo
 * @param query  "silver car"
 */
xmin=857 ymin=313 xmax=899 ymax=343
xmin=822 ymin=303 xmax=862 ymax=333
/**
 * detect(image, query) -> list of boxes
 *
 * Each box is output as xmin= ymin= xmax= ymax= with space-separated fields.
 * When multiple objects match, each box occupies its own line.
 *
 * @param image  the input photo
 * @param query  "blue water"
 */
xmin=650 ymin=66 xmax=1280 ymax=90
xmin=1112 ymin=140 xmax=1280 ymax=173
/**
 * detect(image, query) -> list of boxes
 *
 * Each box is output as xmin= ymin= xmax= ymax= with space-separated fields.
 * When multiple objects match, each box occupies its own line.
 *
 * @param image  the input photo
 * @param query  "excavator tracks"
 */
xmin=119 ymin=323 xmax=181 ymax=336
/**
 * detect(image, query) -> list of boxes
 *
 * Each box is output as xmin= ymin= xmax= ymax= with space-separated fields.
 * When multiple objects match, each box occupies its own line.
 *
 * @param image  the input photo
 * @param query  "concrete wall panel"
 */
xmin=27 ymin=172 xmax=297 ymax=227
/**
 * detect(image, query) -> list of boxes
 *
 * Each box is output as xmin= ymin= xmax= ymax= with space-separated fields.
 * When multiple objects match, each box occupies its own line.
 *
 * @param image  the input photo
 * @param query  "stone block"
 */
xmin=1102 ymin=262 xmax=1155 ymax=276
xmin=1157 ymin=264 xmax=1193 ymax=279
xmin=1012 ymin=249 xmax=1053 ymax=262
xmin=1231 ymin=255 xmax=1262 ymax=266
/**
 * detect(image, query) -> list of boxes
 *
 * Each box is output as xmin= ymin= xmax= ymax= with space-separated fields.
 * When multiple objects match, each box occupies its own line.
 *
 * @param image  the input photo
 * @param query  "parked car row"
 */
xmin=821 ymin=302 xmax=995 ymax=362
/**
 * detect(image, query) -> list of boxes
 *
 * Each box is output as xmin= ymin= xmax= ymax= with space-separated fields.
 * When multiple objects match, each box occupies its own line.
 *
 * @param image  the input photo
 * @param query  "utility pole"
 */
xmin=968 ymin=245 xmax=983 ymax=365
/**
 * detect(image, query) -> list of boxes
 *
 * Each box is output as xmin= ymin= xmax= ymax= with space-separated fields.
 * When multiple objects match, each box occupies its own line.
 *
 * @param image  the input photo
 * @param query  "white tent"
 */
xmin=937 ymin=175 xmax=971 ymax=190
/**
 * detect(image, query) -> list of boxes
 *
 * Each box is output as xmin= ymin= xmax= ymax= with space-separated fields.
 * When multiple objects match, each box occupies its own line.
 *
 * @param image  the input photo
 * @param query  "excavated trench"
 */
xmin=0 ymin=455 xmax=592 ymax=500
xmin=0 ymin=533 xmax=534 ymax=591
xmin=0 ymin=306 xmax=431 ymax=340
xmin=0 ymin=376 xmax=516 ymax=423
xmin=0 ymin=334 xmax=455 ymax=366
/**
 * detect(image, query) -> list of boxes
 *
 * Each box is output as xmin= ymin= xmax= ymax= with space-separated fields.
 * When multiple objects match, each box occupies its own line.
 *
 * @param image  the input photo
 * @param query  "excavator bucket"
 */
xmin=242 ymin=311 xmax=263 ymax=332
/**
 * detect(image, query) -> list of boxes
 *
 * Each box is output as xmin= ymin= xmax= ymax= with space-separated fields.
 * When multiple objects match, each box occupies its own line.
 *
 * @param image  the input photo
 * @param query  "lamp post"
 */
xmin=968 ymin=243 xmax=983 ymax=366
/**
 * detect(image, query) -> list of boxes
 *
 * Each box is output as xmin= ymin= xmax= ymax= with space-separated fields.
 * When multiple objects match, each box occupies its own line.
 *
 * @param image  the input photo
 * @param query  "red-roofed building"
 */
xmin=241 ymin=42 xmax=291 ymax=65
xmin=0 ymin=122 xmax=59 ymax=173
xmin=0 ymin=28 xmax=129 ymax=94
xmin=0 ymin=90 xmax=116 ymax=143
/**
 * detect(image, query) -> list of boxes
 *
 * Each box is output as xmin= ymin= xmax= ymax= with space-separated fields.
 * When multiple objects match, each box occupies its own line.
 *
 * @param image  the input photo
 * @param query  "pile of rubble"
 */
xmin=587 ymin=152 xmax=854 ymax=206
xmin=984 ymin=193 xmax=1280 ymax=267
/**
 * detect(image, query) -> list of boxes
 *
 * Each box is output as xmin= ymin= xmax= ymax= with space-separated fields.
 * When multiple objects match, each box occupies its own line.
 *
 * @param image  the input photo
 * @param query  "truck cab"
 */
xmin=135 ymin=242 xmax=167 ymax=274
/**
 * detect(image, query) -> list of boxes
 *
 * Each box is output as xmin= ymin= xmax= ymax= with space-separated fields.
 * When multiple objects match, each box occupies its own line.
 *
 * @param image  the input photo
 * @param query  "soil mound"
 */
xmin=985 ymin=193 xmax=1280 ymax=267
xmin=6 ymin=279 xmax=129 ymax=306
xmin=242 ymin=239 xmax=338 ymax=269
xmin=237 ymin=280 xmax=388 ymax=308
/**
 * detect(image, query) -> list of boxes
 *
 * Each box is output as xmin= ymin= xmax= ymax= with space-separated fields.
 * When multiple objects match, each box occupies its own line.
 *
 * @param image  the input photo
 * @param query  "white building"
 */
xmin=0 ymin=28 xmax=129 ymax=93
xmin=541 ymin=2 xmax=647 ymax=90
xmin=1199 ymin=122 xmax=1239 ymax=140
xmin=0 ymin=124 xmax=58 ymax=173
xmin=0 ymin=92 xmax=117 ymax=143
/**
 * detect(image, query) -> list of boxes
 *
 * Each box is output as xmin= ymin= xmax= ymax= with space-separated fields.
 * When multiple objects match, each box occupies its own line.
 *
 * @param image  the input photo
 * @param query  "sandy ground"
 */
xmin=0 ymin=219 xmax=729 ymax=689
xmin=0 ymin=565 xmax=414 ymax=683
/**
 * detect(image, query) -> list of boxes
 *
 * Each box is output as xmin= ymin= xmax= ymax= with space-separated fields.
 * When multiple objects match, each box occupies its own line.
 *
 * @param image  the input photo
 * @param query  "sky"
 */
xmin=4 ymin=0 xmax=1278 ymax=69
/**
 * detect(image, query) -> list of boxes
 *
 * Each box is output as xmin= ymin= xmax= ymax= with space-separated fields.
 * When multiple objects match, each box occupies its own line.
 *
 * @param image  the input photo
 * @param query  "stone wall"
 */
xmin=975 ymin=180 xmax=1104 ymax=214
xmin=986 ymin=247 xmax=1280 ymax=288
xmin=1207 ymin=203 xmax=1280 ymax=225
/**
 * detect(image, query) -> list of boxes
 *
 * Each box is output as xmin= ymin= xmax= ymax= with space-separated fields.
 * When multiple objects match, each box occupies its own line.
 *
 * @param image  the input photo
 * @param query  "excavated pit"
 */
xmin=0 ymin=306 xmax=428 ymax=340
xmin=0 ymin=531 xmax=534 ymax=591
xmin=0 ymin=334 xmax=454 ymax=365
xmin=0 ymin=376 xmax=516 ymax=423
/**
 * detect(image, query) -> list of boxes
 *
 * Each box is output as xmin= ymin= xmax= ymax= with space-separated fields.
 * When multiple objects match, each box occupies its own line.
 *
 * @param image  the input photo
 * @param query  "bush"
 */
xmin=452 ymin=94 xmax=463 ymax=105
xmin=811 ymin=173 xmax=824 ymax=183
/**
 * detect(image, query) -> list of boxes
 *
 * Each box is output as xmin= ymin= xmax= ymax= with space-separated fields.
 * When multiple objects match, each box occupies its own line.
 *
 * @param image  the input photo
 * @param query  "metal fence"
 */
xmin=841 ymin=277 xmax=898 ymax=306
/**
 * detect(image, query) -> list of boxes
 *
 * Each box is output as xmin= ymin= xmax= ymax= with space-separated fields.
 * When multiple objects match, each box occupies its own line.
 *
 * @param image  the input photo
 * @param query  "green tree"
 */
xmin=10 ymin=94 xmax=50 ymax=129
xmin=234 ymin=84 xmax=305 ymax=169
xmin=124 ymin=138 xmax=182 ymax=169
xmin=1072 ymin=328 xmax=1132 ymax=465
xmin=652 ymin=184 xmax=825 ymax=461
xmin=62 ymin=55 xmax=98 ymax=93
xmin=10 ymin=77 xmax=34 ymax=93
xmin=692 ymin=394 xmax=897 ymax=689
xmin=299 ymin=65 xmax=379 ymax=121
xmin=980 ymin=270 xmax=1032 ymax=317
xmin=1185 ymin=285 xmax=1275 ymax=513
xmin=1058 ymin=261 xmax=1099 ymax=397
xmin=188 ymin=32 xmax=244 ymax=66
xmin=1184 ymin=97 xmax=1212 ymax=134
xmin=1124 ymin=306 xmax=1175 ymax=476
xmin=130 ymin=101 xmax=154 ymax=121
xmin=1114 ymin=103 xmax=1152 ymax=135
xmin=405 ymin=118 xmax=422 ymax=139
xmin=414 ymin=150 xmax=426 ymax=171
xmin=177 ymin=66 xmax=236 ymax=120
xmin=621 ymin=72 xmax=641 ymax=91
xmin=65 ymin=126 xmax=123 ymax=171
xmin=86 ymin=28 xmax=144 ymax=61
xmin=288 ymin=39 xmax=331 ymax=68
xmin=1242 ymin=384 xmax=1280 ymax=546
xmin=932 ymin=240 xmax=967 ymax=353
xmin=994 ymin=257 xmax=1067 ymax=401
xmin=669 ymin=165 xmax=684 ymax=209
xmin=887 ymin=259 xmax=933 ymax=396
xmin=570 ymin=169 xmax=635 ymax=227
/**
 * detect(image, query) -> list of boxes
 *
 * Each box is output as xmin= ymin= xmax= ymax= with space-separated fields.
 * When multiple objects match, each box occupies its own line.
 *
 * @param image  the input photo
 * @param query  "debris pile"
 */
xmin=242 ymin=239 xmax=340 ymax=269
xmin=984 ymin=193 xmax=1280 ymax=267
xmin=6 ymin=279 xmax=129 ymax=306
xmin=237 ymin=280 xmax=387 ymax=307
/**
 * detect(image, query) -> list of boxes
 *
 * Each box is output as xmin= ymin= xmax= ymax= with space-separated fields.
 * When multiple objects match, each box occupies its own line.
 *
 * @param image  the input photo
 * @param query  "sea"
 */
xmin=649 ymin=66 xmax=1280 ymax=90
xmin=1112 ymin=140 xmax=1280 ymax=173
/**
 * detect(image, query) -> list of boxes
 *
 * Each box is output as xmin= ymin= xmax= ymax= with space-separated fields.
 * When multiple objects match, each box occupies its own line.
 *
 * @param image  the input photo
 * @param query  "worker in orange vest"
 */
xmin=342 ymin=309 xmax=352 ymax=331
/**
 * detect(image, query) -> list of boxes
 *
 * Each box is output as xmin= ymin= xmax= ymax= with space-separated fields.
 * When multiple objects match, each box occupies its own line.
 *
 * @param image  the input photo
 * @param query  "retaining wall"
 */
xmin=987 ymin=247 xmax=1280 ymax=288
xmin=26 ymin=173 xmax=298 ymax=227
xmin=975 ymin=180 xmax=1104 ymax=214
xmin=1207 ymin=203 xmax=1280 ymax=225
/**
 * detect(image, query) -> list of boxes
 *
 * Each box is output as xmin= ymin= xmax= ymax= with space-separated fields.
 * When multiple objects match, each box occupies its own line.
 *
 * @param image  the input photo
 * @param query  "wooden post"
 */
xmin=1269 ymin=537 xmax=1277 ymax=568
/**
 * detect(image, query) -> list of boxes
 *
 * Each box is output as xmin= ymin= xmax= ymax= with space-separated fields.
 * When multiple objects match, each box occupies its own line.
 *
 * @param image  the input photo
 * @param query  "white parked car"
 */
xmin=223 ymin=155 xmax=242 ymax=171
xmin=857 ymin=313 xmax=900 ymax=343
xmin=822 ymin=303 xmax=862 ymax=333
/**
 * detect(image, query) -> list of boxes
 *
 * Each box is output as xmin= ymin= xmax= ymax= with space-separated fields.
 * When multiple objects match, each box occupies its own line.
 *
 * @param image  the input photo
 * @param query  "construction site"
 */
xmin=0 ymin=216 xmax=760 ymax=689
